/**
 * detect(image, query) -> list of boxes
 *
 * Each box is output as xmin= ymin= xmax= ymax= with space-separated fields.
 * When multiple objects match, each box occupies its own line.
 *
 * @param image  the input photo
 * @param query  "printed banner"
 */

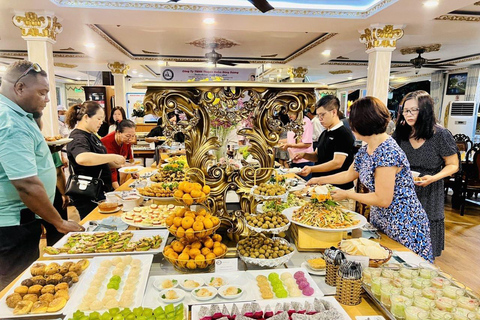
xmin=160 ymin=67 xmax=256 ymax=82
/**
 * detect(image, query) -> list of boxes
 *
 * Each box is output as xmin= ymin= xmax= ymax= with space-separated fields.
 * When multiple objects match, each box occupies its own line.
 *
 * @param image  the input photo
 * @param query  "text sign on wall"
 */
xmin=160 ymin=67 xmax=256 ymax=82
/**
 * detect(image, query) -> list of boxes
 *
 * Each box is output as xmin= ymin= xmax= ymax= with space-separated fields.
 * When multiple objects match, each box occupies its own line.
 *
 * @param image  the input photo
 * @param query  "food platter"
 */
xmin=118 ymin=166 xmax=144 ymax=174
xmin=142 ymin=272 xmax=256 ymax=308
xmin=98 ymin=207 xmax=122 ymax=214
xmin=45 ymin=138 xmax=73 ymax=146
xmin=66 ymin=254 xmax=153 ymax=317
xmin=121 ymin=204 xmax=179 ymax=228
xmin=191 ymin=296 xmax=350 ymax=320
xmin=283 ymin=206 xmax=367 ymax=232
xmin=43 ymin=230 xmax=169 ymax=258
xmin=0 ymin=259 xmax=89 ymax=318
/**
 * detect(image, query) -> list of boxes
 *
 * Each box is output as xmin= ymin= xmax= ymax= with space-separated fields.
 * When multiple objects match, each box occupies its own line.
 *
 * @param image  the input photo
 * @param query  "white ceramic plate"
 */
xmin=44 ymin=230 xmax=169 ymax=258
xmin=179 ymin=277 xmax=204 ymax=291
xmin=191 ymin=287 xmax=218 ymax=301
xmin=0 ymin=259 xmax=88 ymax=319
xmin=218 ymin=285 xmax=244 ymax=300
xmin=45 ymin=138 xmax=73 ymax=146
xmin=301 ymin=262 xmax=326 ymax=276
xmin=278 ymin=167 xmax=302 ymax=174
xmin=153 ymin=279 xmax=179 ymax=291
xmin=206 ymin=276 xmax=228 ymax=288
xmin=283 ymin=206 xmax=367 ymax=232
xmin=118 ymin=166 xmax=144 ymax=174
xmin=158 ymin=288 xmax=185 ymax=304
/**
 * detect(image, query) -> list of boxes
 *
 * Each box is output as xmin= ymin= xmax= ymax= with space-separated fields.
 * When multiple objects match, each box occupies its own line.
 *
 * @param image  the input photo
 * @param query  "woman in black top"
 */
xmin=66 ymin=102 xmax=126 ymax=219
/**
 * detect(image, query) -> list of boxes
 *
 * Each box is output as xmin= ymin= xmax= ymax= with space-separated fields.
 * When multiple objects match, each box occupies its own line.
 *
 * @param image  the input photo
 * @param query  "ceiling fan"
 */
xmin=204 ymin=43 xmax=249 ymax=66
xmin=398 ymin=49 xmax=456 ymax=74
xmin=168 ymin=0 xmax=274 ymax=13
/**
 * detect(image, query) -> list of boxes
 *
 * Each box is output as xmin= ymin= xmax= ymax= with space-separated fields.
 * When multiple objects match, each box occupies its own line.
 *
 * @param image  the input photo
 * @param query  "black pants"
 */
xmin=0 ymin=210 xmax=42 ymax=291
xmin=41 ymin=187 xmax=68 ymax=246
xmin=71 ymin=196 xmax=97 ymax=220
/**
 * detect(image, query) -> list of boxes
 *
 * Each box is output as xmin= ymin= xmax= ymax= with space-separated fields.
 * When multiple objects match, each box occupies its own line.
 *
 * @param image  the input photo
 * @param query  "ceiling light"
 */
xmin=348 ymin=76 xmax=353 ymax=80
xmin=423 ymin=0 xmax=439 ymax=7
xmin=265 ymin=63 xmax=272 ymax=69
xmin=322 ymin=50 xmax=331 ymax=56
xmin=139 ymin=74 xmax=144 ymax=77
xmin=132 ymin=70 xmax=138 ymax=74
xmin=157 ymin=60 xmax=164 ymax=66
xmin=203 ymin=18 xmax=215 ymax=25
xmin=75 ymin=77 xmax=81 ymax=80
xmin=84 ymin=43 xmax=95 ymax=48
xmin=0 ymin=66 xmax=7 ymax=72
xmin=390 ymin=75 xmax=396 ymax=79
xmin=145 ymin=79 xmax=149 ymax=81
xmin=269 ymin=77 xmax=274 ymax=81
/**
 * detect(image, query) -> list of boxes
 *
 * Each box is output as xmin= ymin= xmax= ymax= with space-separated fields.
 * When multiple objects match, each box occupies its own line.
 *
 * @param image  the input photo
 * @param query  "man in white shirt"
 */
xmin=306 ymin=109 xmax=324 ymax=151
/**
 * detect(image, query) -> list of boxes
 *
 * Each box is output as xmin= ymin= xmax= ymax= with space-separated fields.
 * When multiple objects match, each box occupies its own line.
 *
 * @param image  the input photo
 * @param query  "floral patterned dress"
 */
xmin=354 ymin=137 xmax=434 ymax=262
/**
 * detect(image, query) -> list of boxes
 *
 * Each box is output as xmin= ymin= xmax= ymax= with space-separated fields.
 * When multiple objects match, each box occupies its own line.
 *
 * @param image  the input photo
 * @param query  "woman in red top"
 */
xmin=101 ymin=119 xmax=136 ymax=189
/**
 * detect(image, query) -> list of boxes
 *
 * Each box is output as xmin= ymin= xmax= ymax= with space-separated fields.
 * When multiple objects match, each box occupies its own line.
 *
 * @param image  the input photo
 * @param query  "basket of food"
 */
xmin=339 ymin=238 xmax=392 ymax=267
xmin=165 ymin=207 xmax=221 ymax=240
xmin=173 ymin=168 xmax=211 ymax=206
xmin=244 ymin=211 xmax=290 ymax=235
xmin=250 ymin=168 xmax=289 ymax=201
xmin=163 ymin=235 xmax=227 ymax=273
xmin=237 ymin=235 xmax=295 ymax=268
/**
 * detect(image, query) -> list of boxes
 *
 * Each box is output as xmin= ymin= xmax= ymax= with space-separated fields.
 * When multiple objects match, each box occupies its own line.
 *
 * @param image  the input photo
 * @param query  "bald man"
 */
xmin=0 ymin=61 xmax=83 ymax=289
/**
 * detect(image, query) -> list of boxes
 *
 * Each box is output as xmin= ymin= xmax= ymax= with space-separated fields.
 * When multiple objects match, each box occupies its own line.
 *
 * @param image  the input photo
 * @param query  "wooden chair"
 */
xmin=460 ymin=143 xmax=480 ymax=216
xmin=453 ymin=134 xmax=473 ymax=153
xmin=444 ymin=134 xmax=471 ymax=202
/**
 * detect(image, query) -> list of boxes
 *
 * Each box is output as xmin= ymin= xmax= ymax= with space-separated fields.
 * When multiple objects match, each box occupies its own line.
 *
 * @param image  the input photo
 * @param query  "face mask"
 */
xmin=59 ymin=115 xmax=66 ymax=122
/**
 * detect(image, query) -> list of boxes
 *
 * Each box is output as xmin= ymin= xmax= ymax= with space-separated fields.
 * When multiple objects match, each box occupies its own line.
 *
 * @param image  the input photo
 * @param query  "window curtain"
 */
xmin=430 ymin=71 xmax=445 ymax=120
xmin=465 ymin=64 xmax=480 ymax=104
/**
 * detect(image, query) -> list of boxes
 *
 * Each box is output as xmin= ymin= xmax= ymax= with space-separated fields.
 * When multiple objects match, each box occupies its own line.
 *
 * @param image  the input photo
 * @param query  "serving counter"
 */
xmin=0 ymin=169 xmax=442 ymax=320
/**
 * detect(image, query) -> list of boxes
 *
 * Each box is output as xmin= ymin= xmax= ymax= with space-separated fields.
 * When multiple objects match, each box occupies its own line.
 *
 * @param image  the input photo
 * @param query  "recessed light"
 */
xmin=423 ymin=0 xmax=438 ymax=7
xmin=203 ymin=18 xmax=215 ymax=25
xmin=132 ymin=70 xmax=138 ymax=74
xmin=322 ymin=50 xmax=331 ymax=56
xmin=139 ymin=74 xmax=144 ymax=77
xmin=84 ymin=43 xmax=95 ymax=48
xmin=265 ymin=63 xmax=272 ymax=69
xmin=75 ymin=77 xmax=81 ymax=80
xmin=157 ymin=60 xmax=164 ymax=66
xmin=0 ymin=66 xmax=7 ymax=72
xmin=348 ymin=76 xmax=353 ymax=80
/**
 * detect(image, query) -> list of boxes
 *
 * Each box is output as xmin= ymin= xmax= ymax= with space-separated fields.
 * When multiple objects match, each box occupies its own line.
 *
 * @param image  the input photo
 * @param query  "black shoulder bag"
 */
xmin=65 ymin=165 xmax=104 ymax=200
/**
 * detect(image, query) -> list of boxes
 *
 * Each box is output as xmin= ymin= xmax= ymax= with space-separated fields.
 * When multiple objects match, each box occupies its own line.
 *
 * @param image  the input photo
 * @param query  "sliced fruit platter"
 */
xmin=143 ymin=272 xmax=256 ymax=308
xmin=43 ymin=230 xmax=169 ymax=257
xmin=0 ymin=259 xmax=89 ymax=318
xmin=121 ymin=204 xmax=180 ymax=228
xmin=68 ymin=304 xmax=186 ymax=320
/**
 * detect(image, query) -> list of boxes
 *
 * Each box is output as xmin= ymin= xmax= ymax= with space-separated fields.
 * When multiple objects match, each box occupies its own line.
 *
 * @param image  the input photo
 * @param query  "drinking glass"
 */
xmin=436 ymin=297 xmax=458 ymax=312
xmin=414 ymin=296 xmax=436 ymax=311
xmin=390 ymin=294 xmax=413 ymax=320
xmin=412 ymin=277 xmax=432 ymax=289
xmin=381 ymin=284 xmax=401 ymax=309
xmin=443 ymin=285 xmax=466 ymax=299
xmin=456 ymin=296 xmax=479 ymax=311
xmin=400 ymin=263 xmax=419 ymax=279
xmin=372 ymin=277 xmax=391 ymax=298
xmin=419 ymin=262 xmax=439 ymax=279
xmin=429 ymin=309 xmax=454 ymax=320
xmin=405 ymin=306 xmax=429 ymax=320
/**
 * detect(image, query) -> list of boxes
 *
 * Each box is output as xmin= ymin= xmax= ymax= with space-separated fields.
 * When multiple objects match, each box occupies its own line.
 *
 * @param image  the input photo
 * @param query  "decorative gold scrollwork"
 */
xmin=107 ymin=62 xmax=130 ymax=75
xmin=359 ymin=24 xmax=404 ymax=51
xmin=13 ymin=12 xmax=63 ymax=42
xmin=143 ymin=83 xmax=316 ymax=239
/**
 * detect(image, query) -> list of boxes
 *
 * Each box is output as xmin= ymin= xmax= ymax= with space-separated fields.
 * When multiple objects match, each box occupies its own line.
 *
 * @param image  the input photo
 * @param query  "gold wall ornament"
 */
xmin=329 ymin=70 xmax=352 ymax=75
xmin=435 ymin=15 xmax=480 ymax=22
xmin=13 ymin=12 xmax=63 ymax=43
xmin=139 ymin=81 xmax=317 ymax=239
xmin=107 ymin=62 xmax=130 ymax=75
xmin=359 ymin=24 xmax=404 ymax=51
xmin=400 ymin=44 xmax=441 ymax=55
xmin=54 ymin=62 xmax=77 ymax=68
xmin=187 ymin=37 xmax=239 ymax=49
xmin=288 ymin=67 xmax=308 ymax=80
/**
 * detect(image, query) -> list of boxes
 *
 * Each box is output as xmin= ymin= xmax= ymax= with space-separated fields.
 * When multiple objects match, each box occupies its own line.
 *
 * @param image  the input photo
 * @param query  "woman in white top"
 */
xmin=108 ymin=106 xmax=127 ymax=134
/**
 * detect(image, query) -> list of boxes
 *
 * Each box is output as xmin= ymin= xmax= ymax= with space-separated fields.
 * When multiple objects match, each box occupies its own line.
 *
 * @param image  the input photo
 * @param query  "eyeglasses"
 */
xmin=402 ymin=108 xmax=420 ymax=116
xmin=317 ymin=110 xmax=331 ymax=119
xmin=14 ymin=63 xmax=43 ymax=86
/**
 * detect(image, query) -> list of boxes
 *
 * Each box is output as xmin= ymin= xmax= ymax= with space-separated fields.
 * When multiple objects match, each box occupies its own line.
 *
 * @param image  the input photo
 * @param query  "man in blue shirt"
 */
xmin=0 ymin=61 xmax=83 ymax=289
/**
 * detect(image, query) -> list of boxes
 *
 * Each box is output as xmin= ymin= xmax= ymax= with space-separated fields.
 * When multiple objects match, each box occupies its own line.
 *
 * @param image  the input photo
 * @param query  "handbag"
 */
xmin=65 ymin=165 xmax=104 ymax=201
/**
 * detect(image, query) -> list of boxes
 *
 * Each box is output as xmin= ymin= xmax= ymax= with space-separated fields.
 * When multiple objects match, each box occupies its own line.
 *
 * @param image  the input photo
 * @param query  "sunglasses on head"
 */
xmin=14 ymin=63 xmax=43 ymax=86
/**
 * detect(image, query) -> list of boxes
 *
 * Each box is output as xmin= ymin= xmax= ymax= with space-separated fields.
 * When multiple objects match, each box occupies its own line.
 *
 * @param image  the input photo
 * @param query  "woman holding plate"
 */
xmin=307 ymin=96 xmax=433 ymax=262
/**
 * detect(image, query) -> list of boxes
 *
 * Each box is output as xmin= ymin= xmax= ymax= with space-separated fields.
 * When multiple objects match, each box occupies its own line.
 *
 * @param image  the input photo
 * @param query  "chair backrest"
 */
xmin=466 ymin=143 xmax=480 ymax=181
xmin=454 ymin=134 xmax=473 ymax=152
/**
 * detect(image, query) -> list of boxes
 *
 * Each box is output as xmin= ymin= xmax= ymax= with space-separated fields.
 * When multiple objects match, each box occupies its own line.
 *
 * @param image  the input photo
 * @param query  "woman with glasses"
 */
xmin=307 ymin=96 xmax=434 ymax=262
xmin=393 ymin=90 xmax=459 ymax=258
xmin=66 ymin=102 xmax=126 ymax=218
xmin=101 ymin=119 xmax=137 ymax=189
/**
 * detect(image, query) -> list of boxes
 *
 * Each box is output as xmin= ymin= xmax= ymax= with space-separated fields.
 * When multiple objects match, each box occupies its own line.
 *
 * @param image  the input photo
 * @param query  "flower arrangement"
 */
xmin=131 ymin=102 xmax=145 ymax=117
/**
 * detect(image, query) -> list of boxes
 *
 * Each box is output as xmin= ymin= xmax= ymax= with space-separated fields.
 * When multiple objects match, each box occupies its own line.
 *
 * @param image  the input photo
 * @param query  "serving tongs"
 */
xmin=87 ymin=221 xmax=117 ymax=232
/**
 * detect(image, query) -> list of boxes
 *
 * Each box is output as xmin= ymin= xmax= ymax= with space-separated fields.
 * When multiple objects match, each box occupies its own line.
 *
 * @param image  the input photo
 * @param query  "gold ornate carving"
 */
xmin=142 ymin=83 xmax=316 ymax=239
xmin=359 ymin=24 xmax=404 ymax=51
xmin=287 ymin=67 xmax=308 ymax=79
xmin=475 ymin=1 xmax=480 ymax=5
xmin=0 ymin=51 xmax=89 ymax=59
xmin=54 ymin=62 xmax=77 ymax=68
xmin=107 ymin=62 xmax=130 ymax=75
xmin=12 ymin=12 xmax=63 ymax=42
xmin=188 ymin=37 xmax=238 ymax=49
xmin=435 ymin=15 xmax=480 ymax=22
xmin=329 ymin=70 xmax=352 ymax=75
xmin=400 ymin=44 xmax=441 ymax=55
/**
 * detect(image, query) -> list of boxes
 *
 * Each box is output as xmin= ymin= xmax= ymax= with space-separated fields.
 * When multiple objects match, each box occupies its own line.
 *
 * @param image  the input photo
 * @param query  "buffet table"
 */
xmin=0 ymin=169 xmax=432 ymax=320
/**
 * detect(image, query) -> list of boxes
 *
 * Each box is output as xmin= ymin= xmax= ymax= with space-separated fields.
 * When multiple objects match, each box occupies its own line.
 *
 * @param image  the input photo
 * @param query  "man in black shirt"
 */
xmin=293 ymin=95 xmax=356 ymax=210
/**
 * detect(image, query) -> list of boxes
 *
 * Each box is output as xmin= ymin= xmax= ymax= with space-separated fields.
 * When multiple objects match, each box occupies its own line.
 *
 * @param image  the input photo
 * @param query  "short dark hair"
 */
xmin=4 ymin=61 xmax=48 ymax=84
xmin=109 ymin=106 xmax=126 ymax=125
xmin=349 ymin=96 xmax=390 ymax=136
xmin=316 ymin=95 xmax=344 ymax=119
xmin=167 ymin=112 xmax=179 ymax=122
xmin=65 ymin=101 xmax=103 ymax=129
xmin=116 ymin=119 xmax=136 ymax=133
xmin=393 ymin=90 xmax=436 ymax=141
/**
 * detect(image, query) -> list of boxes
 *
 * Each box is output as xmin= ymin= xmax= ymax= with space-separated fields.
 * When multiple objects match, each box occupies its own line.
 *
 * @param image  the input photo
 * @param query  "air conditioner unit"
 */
xmin=443 ymin=101 xmax=477 ymax=139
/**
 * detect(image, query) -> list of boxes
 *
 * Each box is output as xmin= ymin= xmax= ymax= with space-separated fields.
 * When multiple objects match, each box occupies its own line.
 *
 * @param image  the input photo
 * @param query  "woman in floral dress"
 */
xmin=308 ymin=96 xmax=433 ymax=262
